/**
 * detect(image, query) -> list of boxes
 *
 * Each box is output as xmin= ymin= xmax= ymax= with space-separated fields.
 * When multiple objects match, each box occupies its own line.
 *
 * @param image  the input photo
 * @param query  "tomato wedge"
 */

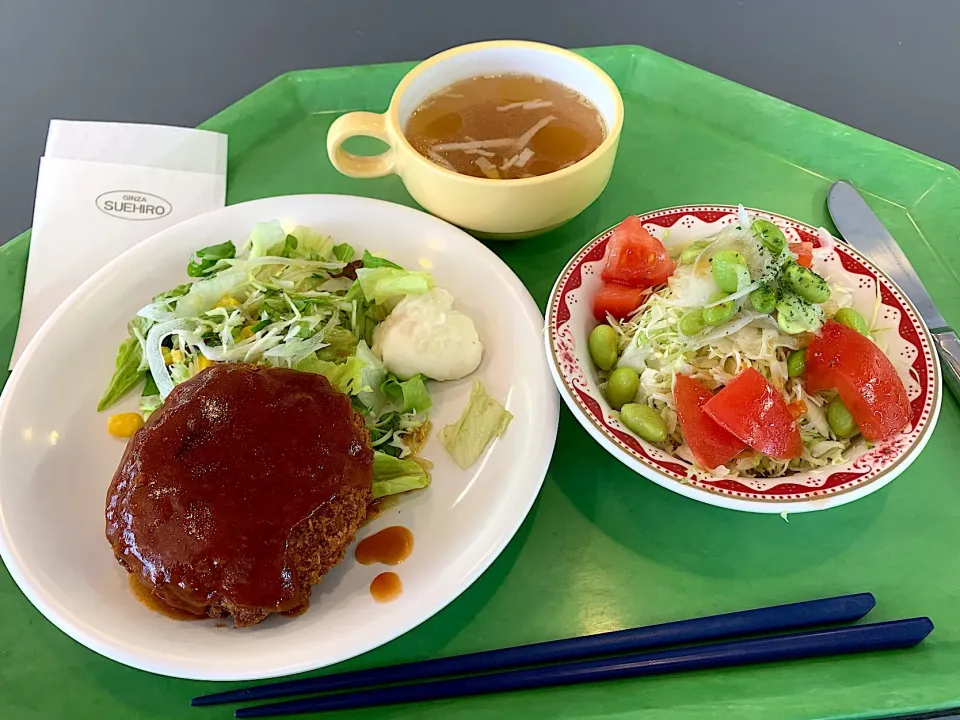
xmin=789 ymin=241 xmax=814 ymax=268
xmin=673 ymin=374 xmax=747 ymax=469
xmin=805 ymin=320 xmax=912 ymax=441
xmin=704 ymin=368 xmax=802 ymax=459
xmin=593 ymin=282 xmax=647 ymax=321
xmin=601 ymin=216 xmax=675 ymax=288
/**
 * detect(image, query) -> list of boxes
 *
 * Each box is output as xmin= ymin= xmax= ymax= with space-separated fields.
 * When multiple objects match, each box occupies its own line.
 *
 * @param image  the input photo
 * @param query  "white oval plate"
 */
xmin=0 ymin=195 xmax=558 ymax=680
xmin=545 ymin=205 xmax=940 ymax=514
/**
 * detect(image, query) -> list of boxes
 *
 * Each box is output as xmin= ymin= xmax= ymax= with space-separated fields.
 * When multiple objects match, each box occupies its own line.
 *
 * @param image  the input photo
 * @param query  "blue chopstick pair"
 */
xmin=192 ymin=593 xmax=933 ymax=718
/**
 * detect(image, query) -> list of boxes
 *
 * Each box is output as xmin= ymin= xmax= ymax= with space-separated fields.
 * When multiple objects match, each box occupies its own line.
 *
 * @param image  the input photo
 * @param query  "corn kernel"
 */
xmin=215 ymin=296 xmax=240 ymax=308
xmin=197 ymin=355 xmax=215 ymax=371
xmin=162 ymin=347 xmax=172 ymax=365
xmin=238 ymin=326 xmax=254 ymax=340
xmin=108 ymin=413 xmax=144 ymax=439
xmin=169 ymin=349 xmax=184 ymax=364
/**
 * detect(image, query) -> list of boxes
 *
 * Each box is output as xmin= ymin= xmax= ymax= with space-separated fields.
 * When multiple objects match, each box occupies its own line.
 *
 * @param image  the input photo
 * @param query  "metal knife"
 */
xmin=827 ymin=180 xmax=959 ymax=402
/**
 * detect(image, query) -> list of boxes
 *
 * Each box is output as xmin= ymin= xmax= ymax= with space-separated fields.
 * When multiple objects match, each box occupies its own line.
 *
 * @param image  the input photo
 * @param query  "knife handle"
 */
xmin=932 ymin=329 xmax=960 ymax=404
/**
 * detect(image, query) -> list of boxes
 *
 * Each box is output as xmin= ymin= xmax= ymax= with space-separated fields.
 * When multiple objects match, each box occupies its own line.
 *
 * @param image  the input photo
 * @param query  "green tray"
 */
xmin=2 ymin=45 xmax=960 ymax=720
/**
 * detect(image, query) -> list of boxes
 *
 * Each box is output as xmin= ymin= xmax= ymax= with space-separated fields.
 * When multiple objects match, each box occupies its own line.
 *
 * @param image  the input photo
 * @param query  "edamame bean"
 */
xmin=620 ymin=403 xmax=668 ymax=443
xmin=749 ymin=284 xmax=777 ymax=313
xmin=606 ymin=367 xmax=639 ymax=409
xmin=711 ymin=250 xmax=751 ymax=293
xmin=782 ymin=263 xmax=831 ymax=304
xmin=776 ymin=292 xmax=824 ymax=334
xmin=787 ymin=349 xmax=806 ymax=377
xmin=834 ymin=307 xmax=869 ymax=336
xmin=680 ymin=240 xmax=712 ymax=265
xmin=588 ymin=324 xmax=619 ymax=371
xmin=679 ymin=310 xmax=706 ymax=336
xmin=703 ymin=294 xmax=736 ymax=326
xmin=752 ymin=219 xmax=786 ymax=253
xmin=827 ymin=397 xmax=860 ymax=438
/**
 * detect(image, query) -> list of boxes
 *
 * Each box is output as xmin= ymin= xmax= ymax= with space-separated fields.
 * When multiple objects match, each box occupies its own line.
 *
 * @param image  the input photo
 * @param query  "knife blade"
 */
xmin=827 ymin=180 xmax=959 ymax=401
xmin=827 ymin=181 xmax=946 ymax=331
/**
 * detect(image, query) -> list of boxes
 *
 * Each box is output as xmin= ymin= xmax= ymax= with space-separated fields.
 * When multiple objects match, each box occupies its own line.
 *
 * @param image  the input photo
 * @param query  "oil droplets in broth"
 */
xmin=405 ymin=73 xmax=606 ymax=180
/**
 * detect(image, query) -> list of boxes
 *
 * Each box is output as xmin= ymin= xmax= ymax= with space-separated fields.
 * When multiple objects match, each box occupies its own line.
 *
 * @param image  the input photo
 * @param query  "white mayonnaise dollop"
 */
xmin=372 ymin=288 xmax=483 ymax=381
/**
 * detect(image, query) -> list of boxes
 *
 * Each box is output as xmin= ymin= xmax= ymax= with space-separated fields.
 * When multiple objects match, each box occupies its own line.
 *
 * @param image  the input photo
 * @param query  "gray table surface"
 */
xmin=0 ymin=2 xmax=959 ymax=718
xmin=1 ymin=0 xmax=959 ymax=244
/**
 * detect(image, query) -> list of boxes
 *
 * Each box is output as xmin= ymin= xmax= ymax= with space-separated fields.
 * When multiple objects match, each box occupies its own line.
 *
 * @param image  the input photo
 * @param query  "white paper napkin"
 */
xmin=12 ymin=121 xmax=228 ymax=366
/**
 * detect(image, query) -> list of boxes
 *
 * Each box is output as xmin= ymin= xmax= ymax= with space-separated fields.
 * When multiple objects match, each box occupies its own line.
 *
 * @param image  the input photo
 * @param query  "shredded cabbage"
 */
xmin=602 ymin=213 xmax=867 ymax=481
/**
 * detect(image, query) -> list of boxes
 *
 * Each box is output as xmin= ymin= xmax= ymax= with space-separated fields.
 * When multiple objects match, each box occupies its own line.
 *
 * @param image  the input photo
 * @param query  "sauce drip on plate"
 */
xmin=355 ymin=526 xmax=414 ymax=566
xmin=370 ymin=572 xmax=403 ymax=603
xmin=128 ymin=574 xmax=203 ymax=621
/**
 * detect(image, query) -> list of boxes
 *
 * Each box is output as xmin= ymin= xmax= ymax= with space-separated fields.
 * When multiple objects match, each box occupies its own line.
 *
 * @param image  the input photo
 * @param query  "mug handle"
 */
xmin=327 ymin=111 xmax=396 ymax=178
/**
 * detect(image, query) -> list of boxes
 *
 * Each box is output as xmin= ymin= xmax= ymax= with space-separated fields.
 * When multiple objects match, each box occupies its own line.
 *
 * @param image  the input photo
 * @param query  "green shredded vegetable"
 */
xmin=99 ymin=219 xmax=444 ymax=499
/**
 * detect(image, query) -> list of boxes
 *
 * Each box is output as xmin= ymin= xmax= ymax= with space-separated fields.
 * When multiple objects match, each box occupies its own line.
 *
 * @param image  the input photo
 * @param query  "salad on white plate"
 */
xmin=97 ymin=219 xmax=509 ymax=497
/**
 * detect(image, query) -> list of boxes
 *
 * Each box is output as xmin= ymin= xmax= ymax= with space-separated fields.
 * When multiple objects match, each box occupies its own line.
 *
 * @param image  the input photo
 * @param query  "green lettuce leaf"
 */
xmin=278 ymin=234 xmax=298 ymax=257
xmin=314 ymin=327 xmax=359 ymax=361
xmin=382 ymin=374 xmax=432 ymax=414
xmin=142 ymin=371 xmax=159 ymax=397
xmin=354 ymin=340 xmax=388 ymax=413
xmin=333 ymin=243 xmax=356 ymax=263
xmin=362 ymin=249 xmax=402 ymax=269
xmin=140 ymin=380 xmax=163 ymax=420
xmin=248 ymin=220 xmax=286 ymax=258
xmin=174 ymin=267 xmax=247 ymax=318
xmin=439 ymin=380 xmax=513 ymax=469
xmin=355 ymin=267 xmax=433 ymax=305
xmin=153 ymin=283 xmax=191 ymax=304
xmin=352 ymin=288 xmax=387 ymax=346
xmin=128 ymin=316 xmax=154 ymax=370
xmin=295 ymin=354 xmax=367 ymax=395
xmin=186 ymin=240 xmax=236 ymax=277
xmin=287 ymin=225 xmax=334 ymax=260
xmin=98 ymin=337 xmax=145 ymax=411
xmin=372 ymin=452 xmax=431 ymax=499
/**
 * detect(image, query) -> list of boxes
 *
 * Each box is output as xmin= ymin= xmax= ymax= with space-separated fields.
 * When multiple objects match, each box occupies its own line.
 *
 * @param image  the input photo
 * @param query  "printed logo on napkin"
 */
xmin=95 ymin=190 xmax=174 ymax=220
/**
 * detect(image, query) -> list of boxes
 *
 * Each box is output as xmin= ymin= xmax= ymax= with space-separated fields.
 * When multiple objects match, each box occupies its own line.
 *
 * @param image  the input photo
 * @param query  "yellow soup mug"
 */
xmin=327 ymin=40 xmax=624 ymax=239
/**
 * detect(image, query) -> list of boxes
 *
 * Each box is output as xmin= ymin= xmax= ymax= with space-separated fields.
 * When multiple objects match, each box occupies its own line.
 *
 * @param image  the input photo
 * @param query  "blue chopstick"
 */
xmin=235 ymin=617 xmax=932 ymax=718
xmin=193 ymin=593 xmax=874 ymax=707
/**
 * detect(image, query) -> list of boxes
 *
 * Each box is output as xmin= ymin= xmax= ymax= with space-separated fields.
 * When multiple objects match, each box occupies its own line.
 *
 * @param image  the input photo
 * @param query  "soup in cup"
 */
xmin=327 ymin=40 xmax=624 ymax=238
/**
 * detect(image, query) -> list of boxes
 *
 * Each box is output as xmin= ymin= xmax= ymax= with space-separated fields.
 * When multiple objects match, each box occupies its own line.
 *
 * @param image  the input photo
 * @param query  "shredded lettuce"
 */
xmin=98 ymin=219 xmax=439 ymax=489
xmin=439 ymin=380 xmax=513 ymax=469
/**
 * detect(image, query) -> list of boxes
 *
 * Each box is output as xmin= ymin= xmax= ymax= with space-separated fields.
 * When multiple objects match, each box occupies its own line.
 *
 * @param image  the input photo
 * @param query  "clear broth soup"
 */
xmin=405 ymin=73 xmax=605 ymax=180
